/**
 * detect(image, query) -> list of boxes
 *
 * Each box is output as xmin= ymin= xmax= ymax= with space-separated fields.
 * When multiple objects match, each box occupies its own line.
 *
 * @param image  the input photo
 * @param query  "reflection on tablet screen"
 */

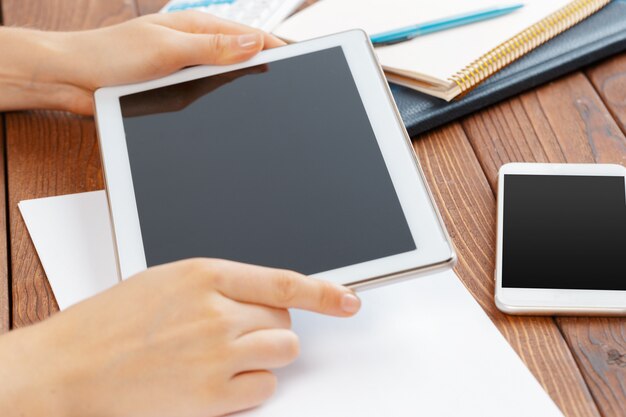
xmin=120 ymin=47 xmax=416 ymax=274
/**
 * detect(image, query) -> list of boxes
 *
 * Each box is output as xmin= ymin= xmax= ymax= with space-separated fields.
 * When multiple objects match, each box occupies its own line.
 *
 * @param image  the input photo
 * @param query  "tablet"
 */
xmin=94 ymin=30 xmax=455 ymax=289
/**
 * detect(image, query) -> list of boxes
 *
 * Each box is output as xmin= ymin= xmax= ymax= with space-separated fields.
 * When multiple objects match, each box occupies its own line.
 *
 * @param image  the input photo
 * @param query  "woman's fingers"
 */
xmin=205 ymin=259 xmax=362 ymax=317
xmin=226 ymin=301 xmax=292 ymax=336
xmin=178 ymin=32 xmax=265 ymax=65
xmin=147 ymin=10 xmax=285 ymax=48
xmin=231 ymin=329 xmax=300 ymax=372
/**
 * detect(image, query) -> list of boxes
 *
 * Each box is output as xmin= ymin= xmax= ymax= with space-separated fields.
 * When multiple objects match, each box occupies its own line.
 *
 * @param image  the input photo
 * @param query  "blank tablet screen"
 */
xmin=502 ymin=174 xmax=626 ymax=290
xmin=120 ymin=47 xmax=415 ymax=275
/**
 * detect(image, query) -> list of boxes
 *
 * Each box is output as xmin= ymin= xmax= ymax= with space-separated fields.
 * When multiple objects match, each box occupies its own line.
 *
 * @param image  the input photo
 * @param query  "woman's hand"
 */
xmin=0 ymin=11 xmax=285 ymax=115
xmin=0 ymin=258 xmax=360 ymax=417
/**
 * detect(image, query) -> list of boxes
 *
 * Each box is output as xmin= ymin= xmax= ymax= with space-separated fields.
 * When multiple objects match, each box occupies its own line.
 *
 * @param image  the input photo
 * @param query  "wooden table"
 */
xmin=1 ymin=1 xmax=625 ymax=416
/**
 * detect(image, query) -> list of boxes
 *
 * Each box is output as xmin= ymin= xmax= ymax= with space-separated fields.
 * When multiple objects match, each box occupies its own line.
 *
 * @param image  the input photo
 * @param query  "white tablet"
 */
xmin=94 ymin=30 xmax=455 ymax=289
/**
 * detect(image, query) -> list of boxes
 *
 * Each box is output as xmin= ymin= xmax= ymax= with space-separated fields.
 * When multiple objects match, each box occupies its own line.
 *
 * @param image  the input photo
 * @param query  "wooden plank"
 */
xmin=0 ymin=0 xmax=9 ymax=329
xmin=2 ymin=0 xmax=136 ymax=327
xmin=1 ymin=0 xmax=13 ymax=335
xmin=413 ymin=124 xmax=600 ymax=417
xmin=586 ymin=53 xmax=626 ymax=137
xmin=462 ymin=73 xmax=625 ymax=189
xmin=461 ymin=71 xmax=626 ymax=417
xmin=559 ymin=317 xmax=626 ymax=417
xmin=0 ymin=115 xmax=9 ymax=334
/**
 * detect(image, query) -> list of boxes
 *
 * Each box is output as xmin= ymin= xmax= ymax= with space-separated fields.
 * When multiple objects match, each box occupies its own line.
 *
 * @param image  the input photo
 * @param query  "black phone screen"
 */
xmin=502 ymin=174 xmax=626 ymax=290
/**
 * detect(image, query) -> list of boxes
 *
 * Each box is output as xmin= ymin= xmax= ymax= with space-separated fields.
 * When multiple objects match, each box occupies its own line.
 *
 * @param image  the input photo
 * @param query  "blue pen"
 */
xmin=166 ymin=0 xmax=235 ymax=13
xmin=370 ymin=4 xmax=524 ymax=46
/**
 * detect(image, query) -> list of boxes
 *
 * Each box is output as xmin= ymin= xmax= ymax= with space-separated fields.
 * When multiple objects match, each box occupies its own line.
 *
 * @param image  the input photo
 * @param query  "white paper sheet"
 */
xmin=19 ymin=191 xmax=119 ymax=310
xmin=19 ymin=191 xmax=563 ymax=417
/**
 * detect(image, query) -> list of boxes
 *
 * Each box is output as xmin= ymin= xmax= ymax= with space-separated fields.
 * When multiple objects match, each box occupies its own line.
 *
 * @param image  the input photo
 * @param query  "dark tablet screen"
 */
xmin=502 ymin=174 xmax=626 ymax=290
xmin=120 ymin=47 xmax=415 ymax=274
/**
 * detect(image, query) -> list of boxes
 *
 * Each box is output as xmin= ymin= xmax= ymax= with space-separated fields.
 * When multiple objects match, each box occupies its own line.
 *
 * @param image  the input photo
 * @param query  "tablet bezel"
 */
xmin=495 ymin=162 xmax=626 ymax=315
xmin=94 ymin=30 xmax=456 ymax=288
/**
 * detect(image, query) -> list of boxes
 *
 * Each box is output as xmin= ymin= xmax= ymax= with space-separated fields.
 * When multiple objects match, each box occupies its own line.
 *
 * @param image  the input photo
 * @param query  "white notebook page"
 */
xmin=275 ymin=0 xmax=570 ymax=83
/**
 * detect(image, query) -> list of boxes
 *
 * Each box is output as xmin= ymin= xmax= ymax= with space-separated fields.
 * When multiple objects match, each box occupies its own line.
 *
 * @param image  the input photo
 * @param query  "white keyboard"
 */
xmin=160 ymin=0 xmax=306 ymax=32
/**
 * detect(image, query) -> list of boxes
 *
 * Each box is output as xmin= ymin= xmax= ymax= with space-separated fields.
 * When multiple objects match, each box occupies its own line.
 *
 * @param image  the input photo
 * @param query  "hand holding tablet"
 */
xmin=94 ymin=30 xmax=455 ymax=288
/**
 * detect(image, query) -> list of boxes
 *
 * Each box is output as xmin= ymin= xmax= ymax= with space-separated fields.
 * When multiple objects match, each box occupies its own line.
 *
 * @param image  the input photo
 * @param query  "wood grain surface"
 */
xmin=1 ymin=0 xmax=624 ymax=415
xmin=461 ymin=67 xmax=626 ymax=417
xmin=0 ymin=4 xmax=9 ymax=335
xmin=0 ymin=116 xmax=8 ymax=334
xmin=587 ymin=53 xmax=626 ymax=137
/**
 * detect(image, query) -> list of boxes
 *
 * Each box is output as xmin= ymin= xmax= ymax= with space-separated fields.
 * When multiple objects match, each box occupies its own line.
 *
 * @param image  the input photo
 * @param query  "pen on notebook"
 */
xmin=165 ymin=0 xmax=235 ymax=13
xmin=369 ymin=3 xmax=525 ymax=46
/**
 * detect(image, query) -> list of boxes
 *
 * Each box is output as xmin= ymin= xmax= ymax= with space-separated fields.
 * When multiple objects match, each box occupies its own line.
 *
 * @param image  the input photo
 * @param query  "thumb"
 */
xmin=192 ymin=32 xmax=264 ymax=65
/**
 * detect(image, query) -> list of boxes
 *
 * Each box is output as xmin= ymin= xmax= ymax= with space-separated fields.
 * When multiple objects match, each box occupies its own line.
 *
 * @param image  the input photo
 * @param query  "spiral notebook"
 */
xmin=274 ymin=0 xmax=611 ymax=101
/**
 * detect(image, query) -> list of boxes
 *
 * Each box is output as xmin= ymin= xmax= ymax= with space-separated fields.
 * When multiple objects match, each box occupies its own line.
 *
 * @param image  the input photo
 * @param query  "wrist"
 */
xmin=0 ymin=27 xmax=86 ymax=113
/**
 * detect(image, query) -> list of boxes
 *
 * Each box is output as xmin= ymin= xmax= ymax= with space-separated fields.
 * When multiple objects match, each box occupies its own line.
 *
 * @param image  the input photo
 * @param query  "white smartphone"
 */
xmin=495 ymin=163 xmax=626 ymax=315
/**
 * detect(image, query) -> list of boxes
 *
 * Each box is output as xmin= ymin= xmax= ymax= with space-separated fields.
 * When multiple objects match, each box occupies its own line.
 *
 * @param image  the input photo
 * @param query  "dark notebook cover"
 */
xmin=391 ymin=0 xmax=626 ymax=137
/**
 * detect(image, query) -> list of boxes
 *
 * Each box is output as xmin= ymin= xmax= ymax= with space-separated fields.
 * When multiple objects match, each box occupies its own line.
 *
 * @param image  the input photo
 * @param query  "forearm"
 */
xmin=0 ymin=325 xmax=69 ymax=417
xmin=0 ymin=27 xmax=84 ymax=113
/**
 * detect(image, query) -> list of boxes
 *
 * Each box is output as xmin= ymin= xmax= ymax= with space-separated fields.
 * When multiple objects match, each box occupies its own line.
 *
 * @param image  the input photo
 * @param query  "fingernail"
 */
xmin=341 ymin=293 xmax=361 ymax=314
xmin=238 ymin=33 xmax=261 ymax=49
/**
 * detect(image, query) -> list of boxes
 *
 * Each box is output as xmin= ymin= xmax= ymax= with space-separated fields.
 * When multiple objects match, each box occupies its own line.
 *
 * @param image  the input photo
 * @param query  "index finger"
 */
xmin=205 ymin=259 xmax=361 ymax=317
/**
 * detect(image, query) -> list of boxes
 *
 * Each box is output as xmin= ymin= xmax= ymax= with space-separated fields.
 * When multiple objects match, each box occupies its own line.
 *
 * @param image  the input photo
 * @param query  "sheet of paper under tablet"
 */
xmin=19 ymin=191 xmax=118 ymax=310
xmin=19 ymin=191 xmax=563 ymax=417
xmin=240 ymin=271 xmax=563 ymax=417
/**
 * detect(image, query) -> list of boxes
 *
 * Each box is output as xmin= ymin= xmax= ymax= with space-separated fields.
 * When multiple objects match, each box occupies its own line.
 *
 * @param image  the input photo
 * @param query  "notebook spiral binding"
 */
xmin=449 ymin=0 xmax=611 ymax=96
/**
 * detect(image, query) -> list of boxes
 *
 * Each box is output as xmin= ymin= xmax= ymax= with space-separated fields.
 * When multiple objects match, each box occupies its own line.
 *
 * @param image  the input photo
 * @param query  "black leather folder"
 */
xmin=391 ymin=0 xmax=626 ymax=137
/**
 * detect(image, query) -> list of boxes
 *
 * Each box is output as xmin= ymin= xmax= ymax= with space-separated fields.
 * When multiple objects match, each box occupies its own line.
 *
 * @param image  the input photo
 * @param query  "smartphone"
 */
xmin=495 ymin=163 xmax=626 ymax=315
